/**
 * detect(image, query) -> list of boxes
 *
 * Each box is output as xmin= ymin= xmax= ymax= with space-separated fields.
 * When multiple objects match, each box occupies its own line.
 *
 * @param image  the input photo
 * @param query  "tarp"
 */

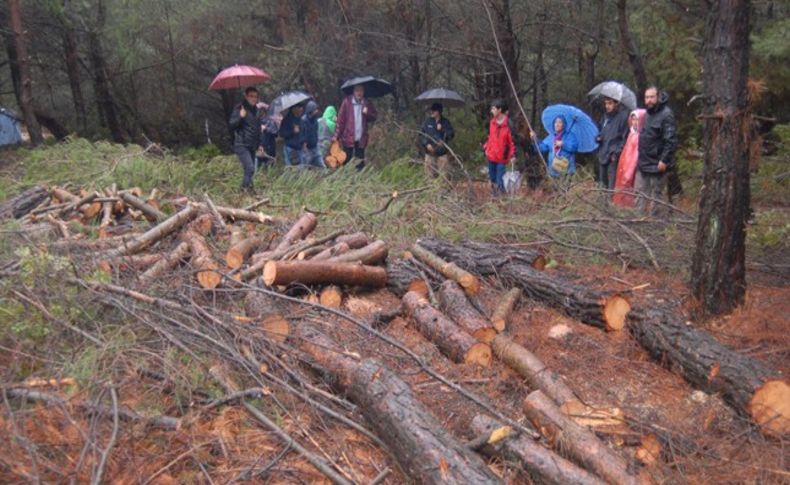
xmin=0 ymin=108 xmax=23 ymax=146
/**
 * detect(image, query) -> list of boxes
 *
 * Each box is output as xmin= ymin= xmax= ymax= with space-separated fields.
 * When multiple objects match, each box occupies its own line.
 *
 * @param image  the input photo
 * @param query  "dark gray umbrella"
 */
xmin=340 ymin=76 xmax=393 ymax=98
xmin=588 ymin=81 xmax=637 ymax=111
xmin=270 ymin=90 xmax=312 ymax=116
xmin=415 ymin=87 xmax=465 ymax=107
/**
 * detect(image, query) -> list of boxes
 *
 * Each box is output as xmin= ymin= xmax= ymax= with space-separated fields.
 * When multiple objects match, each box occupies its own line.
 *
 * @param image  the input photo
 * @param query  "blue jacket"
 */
xmin=279 ymin=110 xmax=305 ymax=149
xmin=302 ymin=101 xmax=320 ymax=149
xmin=537 ymin=115 xmax=579 ymax=177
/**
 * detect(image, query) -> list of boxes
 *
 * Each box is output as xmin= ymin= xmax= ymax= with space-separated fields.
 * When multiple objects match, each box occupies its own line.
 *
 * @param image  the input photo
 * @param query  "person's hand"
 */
xmin=331 ymin=135 xmax=337 ymax=142
xmin=554 ymin=140 xmax=563 ymax=148
xmin=436 ymin=122 xmax=442 ymax=131
xmin=362 ymin=107 xmax=368 ymax=115
xmin=293 ymin=125 xmax=300 ymax=133
xmin=239 ymin=106 xmax=247 ymax=118
xmin=256 ymin=146 xmax=265 ymax=157
xmin=657 ymin=161 xmax=667 ymax=172
xmin=510 ymin=157 xmax=517 ymax=164
xmin=529 ymin=131 xmax=537 ymax=140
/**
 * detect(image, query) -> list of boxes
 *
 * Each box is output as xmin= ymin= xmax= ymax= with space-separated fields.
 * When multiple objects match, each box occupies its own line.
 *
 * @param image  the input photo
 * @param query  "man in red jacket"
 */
xmin=483 ymin=98 xmax=517 ymax=196
xmin=332 ymin=84 xmax=378 ymax=171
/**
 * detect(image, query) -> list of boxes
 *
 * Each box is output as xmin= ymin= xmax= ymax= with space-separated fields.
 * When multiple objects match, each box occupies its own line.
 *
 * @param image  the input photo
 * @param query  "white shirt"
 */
xmin=352 ymin=96 xmax=364 ymax=142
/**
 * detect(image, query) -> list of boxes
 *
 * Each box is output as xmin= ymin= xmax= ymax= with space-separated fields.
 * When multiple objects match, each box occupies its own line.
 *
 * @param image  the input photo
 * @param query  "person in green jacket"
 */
xmin=317 ymin=105 xmax=337 ymax=158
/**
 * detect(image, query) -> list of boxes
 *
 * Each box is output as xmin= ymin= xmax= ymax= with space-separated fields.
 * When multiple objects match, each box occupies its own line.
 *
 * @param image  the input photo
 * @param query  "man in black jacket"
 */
xmin=419 ymin=103 xmax=455 ymax=178
xmin=637 ymin=87 xmax=677 ymax=215
xmin=596 ymin=97 xmax=629 ymax=191
xmin=229 ymin=87 xmax=262 ymax=191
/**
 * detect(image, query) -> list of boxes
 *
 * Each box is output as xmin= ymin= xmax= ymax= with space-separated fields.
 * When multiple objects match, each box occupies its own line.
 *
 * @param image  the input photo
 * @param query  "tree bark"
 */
xmin=262 ymin=260 xmax=387 ymax=288
xmin=470 ymin=415 xmax=605 ymax=485
xmin=311 ymin=242 xmax=350 ymax=261
xmin=104 ymin=204 xmax=199 ymax=258
xmin=182 ymin=215 xmax=220 ymax=289
xmin=690 ymin=0 xmax=752 ymax=316
xmin=226 ymin=236 xmax=269 ymax=269
xmin=138 ymin=241 xmax=190 ymax=284
xmin=386 ymin=259 xmax=432 ymax=297
xmin=7 ymin=0 xmax=43 ymax=144
xmin=418 ymin=238 xmax=545 ymax=273
xmin=119 ymin=191 xmax=166 ymax=222
xmin=491 ymin=287 xmax=521 ymax=332
xmin=273 ymin=212 xmax=318 ymax=252
xmin=88 ymin=0 xmax=124 ymax=143
xmin=437 ymin=280 xmax=496 ymax=343
xmin=0 ymin=186 xmax=48 ymax=219
xmin=326 ymin=240 xmax=388 ymax=265
xmin=60 ymin=19 xmax=87 ymax=134
xmin=411 ymin=243 xmax=480 ymax=295
xmin=616 ymin=0 xmax=649 ymax=99
xmin=293 ymin=322 xmax=502 ymax=484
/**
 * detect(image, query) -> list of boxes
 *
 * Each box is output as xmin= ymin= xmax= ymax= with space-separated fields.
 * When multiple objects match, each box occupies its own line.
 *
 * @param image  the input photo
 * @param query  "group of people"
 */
xmin=229 ymin=82 xmax=379 ymax=191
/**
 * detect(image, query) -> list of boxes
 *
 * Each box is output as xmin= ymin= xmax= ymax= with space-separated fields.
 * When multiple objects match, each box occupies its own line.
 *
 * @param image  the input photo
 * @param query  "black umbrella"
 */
xmin=415 ymin=87 xmax=465 ymax=108
xmin=270 ymin=90 xmax=312 ymax=116
xmin=340 ymin=76 xmax=393 ymax=98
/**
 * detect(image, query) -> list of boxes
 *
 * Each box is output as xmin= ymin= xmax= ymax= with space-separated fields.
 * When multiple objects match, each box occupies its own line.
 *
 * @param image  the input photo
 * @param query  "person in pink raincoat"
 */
xmin=613 ymin=109 xmax=646 ymax=207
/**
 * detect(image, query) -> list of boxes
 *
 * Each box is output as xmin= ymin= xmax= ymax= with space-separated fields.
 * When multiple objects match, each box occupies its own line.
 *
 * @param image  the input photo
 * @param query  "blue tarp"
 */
xmin=0 ymin=108 xmax=23 ymax=146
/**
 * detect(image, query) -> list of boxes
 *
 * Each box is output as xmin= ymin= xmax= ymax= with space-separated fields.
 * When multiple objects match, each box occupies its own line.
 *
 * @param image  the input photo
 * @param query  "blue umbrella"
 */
xmin=541 ymin=104 xmax=599 ymax=153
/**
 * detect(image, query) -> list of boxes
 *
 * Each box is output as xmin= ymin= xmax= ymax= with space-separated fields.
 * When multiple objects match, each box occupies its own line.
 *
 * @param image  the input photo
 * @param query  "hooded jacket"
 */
xmin=420 ymin=115 xmax=455 ymax=156
xmin=638 ymin=91 xmax=677 ymax=173
xmin=279 ymin=107 xmax=305 ymax=149
xmin=484 ymin=114 xmax=516 ymax=164
xmin=302 ymin=101 xmax=321 ymax=149
xmin=597 ymin=106 xmax=629 ymax=165
xmin=537 ymin=115 xmax=579 ymax=177
xmin=334 ymin=95 xmax=377 ymax=148
xmin=228 ymin=99 xmax=261 ymax=149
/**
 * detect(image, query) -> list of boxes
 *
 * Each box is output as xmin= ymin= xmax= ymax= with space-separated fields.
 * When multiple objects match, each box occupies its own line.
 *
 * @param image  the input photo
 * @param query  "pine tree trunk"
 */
xmin=61 ymin=23 xmax=87 ymax=134
xmin=616 ymin=0 xmax=649 ymax=99
xmin=7 ymin=0 xmax=43 ymax=144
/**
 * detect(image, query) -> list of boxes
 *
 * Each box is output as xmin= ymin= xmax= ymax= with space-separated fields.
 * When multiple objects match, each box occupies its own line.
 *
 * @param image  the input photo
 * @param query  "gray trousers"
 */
xmin=234 ymin=146 xmax=256 ymax=189
xmin=635 ymin=170 xmax=668 ymax=216
xmin=598 ymin=159 xmax=618 ymax=190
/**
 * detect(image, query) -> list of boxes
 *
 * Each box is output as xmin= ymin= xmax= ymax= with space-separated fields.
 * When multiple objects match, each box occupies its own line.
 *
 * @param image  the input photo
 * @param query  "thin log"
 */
xmin=402 ymin=291 xmax=492 ymax=366
xmin=335 ymin=232 xmax=370 ymax=249
xmin=326 ymin=240 xmax=388 ymax=265
xmin=319 ymin=285 xmax=343 ymax=308
xmin=229 ymin=225 xmax=245 ymax=247
xmin=139 ymin=241 xmax=191 ymax=284
xmin=119 ymin=190 xmax=166 ymax=222
xmin=311 ymin=242 xmax=350 ymax=261
xmin=226 ymin=236 xmax=269 ymax=269
xmin=105 ymin=204 xmax=199 ymax=258
xmin=411 ymin=243 xmax=480 ymax=295
xmin=203 ymin=193 xmax=226 ymax=229
xmin=214 ymin=205 xmax=284 ymax=224
xmin=523 ymin=390 xmax=645 ymax=485
xmin=437 ymin=280 xmax=496 ymax=343
xmin=244 ymin=292 xmax=290 ymax=343
xmin=470 ymin=415 xmax=604 ymax=485
xmin=491 ymin=288 xmax=521 ymax=332
xmin=263 ymin=261 xmax=387 ymax=288
xmin=274 ymin=212 xmax=318 ymax=252
xmin=182 ymin=215 xmax=221 ymax=289
xmin=99 ymin=253 xmax=163 ymax=273
xmin=297 ymin=244 xmax=329 ymax=260
xmin=418 ymin=238 xmax=546 ymax=273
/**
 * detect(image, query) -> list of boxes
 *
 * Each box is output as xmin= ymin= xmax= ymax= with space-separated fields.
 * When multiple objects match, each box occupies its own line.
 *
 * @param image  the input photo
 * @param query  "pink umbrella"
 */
xmin=208 ymin=64 xmax=270 ymax=90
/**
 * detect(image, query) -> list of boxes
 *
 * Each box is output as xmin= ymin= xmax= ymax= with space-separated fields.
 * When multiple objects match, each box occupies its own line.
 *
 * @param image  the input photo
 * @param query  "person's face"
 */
xmin=604 ymin=98 xmax=617 ymax=113
xmin=490 ymin=105 xmax=501 ymax=117
xmin=353 ymin=85 xmax=365 ymax=99
xmin=630 ymin=114 xmax=639 ymax=129
xmin=431 ymin=109 xmax=441 ymax=119
xmin=645 ymin=88 xmax=658 ymax=109
xmin=554 ymin=117 xmax=564 ymax=132
xmin=245 ymin=90 xmax=259 ymax=105
xmin=292 ymin=105 xmax=305 ymax=117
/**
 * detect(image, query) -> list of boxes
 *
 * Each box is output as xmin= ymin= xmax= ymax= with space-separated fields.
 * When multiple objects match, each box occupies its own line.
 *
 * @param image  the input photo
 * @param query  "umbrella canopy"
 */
xmin=414 ymin=87 xmax=465 ymax=107
xmin=541 ymin=104 xmax=599 ymax=153
xmin=340 ymin=76 xmax=393 ymax=98
xmin=269 ymin=90 xmax=312 ymax=116
xmin=588 ymin=81 xmax=637 ymax=111
xmin=209 ymin=65 xmax=271 ymax=91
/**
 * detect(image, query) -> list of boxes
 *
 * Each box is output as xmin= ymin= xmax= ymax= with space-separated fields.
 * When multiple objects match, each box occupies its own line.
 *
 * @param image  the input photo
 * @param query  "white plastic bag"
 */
xmin=503 ymin=161 xmax=521 ymax=195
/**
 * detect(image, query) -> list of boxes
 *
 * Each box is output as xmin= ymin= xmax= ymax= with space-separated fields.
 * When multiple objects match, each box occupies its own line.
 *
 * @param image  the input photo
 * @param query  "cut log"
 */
xmin=411 ymin=243 xmax=480 ymax=295
xmin=326 ymin=240 xmax=388 ymax=265
xmin=213 ymin=205 xmax=283 ymax=224
xmin=386 ymin=259 xmax=433 ymax=298
xmin=491 ymin=288 xmax=521 ymax=332
xmin=523 ymin=391 xmax=645 ymax=485
xmin=311 ymin=242 xmax=350 ymax=261
xmin=226 ymin=236 xmax=269 ymax=269
xmin=402 ymin=291 xmax=492 ymax=367
xmin=263 ymin=261 xmax=386 ymax=288
xmin=99 ymin=253 xmax=163 ymax=273
xmin=0 ymin=185 xmax=48 ymax=219
xmin=182 ymin=216 xmax=221 ymax=289
xmin=139 ymin=241 xmax=191 ymax=284
xmin=119 ymin=190 xmax=166 ymax=222
xmin=244 ymin=292 xmax=292 ymax=344
xmin=100 ymin=197 xmax=114 ymax=229
xmin=260 ymin=314 xmax=290 ymax=344
xmin=292 ymin=323 xmax=501 ymax=484
xmin=50 ymin=187 xmax=79 ymax=204
xmin=437 ymin=280 xmax=496 ymax=343
xmin=297 ymin=244 xmax=327 ymax=260
xmin=274 ymin=212 xmax=318 ymax=252
xmin=335 ymin=232 xmax=370 ymax=249
xmin=76 ymin=190 xmax=102 ymax=219
xmin=105 ymin=204 xmax=199 ymax=258
xmin=470 ymin=415 xmax=604 ymax=485
xmin=229 ymin=225 xmax=245 ymax=247
xmin=418 ymin=238 xmax=546 ymax=273
xmin=319 ymin=285 xmax=343 ymax=308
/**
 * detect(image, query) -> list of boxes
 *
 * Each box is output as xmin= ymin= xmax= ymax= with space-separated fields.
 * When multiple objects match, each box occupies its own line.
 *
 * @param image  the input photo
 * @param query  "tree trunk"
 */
xmin=88 ymin=0 xmax=124 ymax=143
xmin=402 ymin=291 xmax=492 ymax=366
xmin=437 ymin=280 xmax=496 ymax=343
xmin=292 ymin=322 xmax=502 ymax=484
xmin=60 ymin=22 xmax=87 ymax=134
xmin=470 ymin=415 xmax=604 ymax=485
xmin=616 ymin=0 xmax=649 ymax=99
xmin=7 ymin=0 xmax=43 ymax=144
xmin=418 ymin=238 xmax=545 ymax=273
xmin=262 ymin=261 xmax=387 ymax=288
xmin=690 ymin=0 xmax=752 ymax=316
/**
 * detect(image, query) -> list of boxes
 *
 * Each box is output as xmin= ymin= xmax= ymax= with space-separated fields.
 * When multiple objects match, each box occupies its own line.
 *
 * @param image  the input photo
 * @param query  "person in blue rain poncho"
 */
xmin=531 ymin=114 xmax=579 ymax=180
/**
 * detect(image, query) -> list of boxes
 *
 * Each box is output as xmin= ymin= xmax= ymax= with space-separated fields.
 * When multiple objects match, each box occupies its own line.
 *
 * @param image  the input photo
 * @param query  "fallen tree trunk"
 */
xmin=402 ymin=291 xmax=491 ymax=366
xmin=419 ymin=238 xmax=546 ymax=273
xmin=0 ymin=185 xmax=48 ymax=219
xmin=437 ymin=280 xmax=496 ymax=343
xmin=182 ymin=215 xmax=221 ymax=289
xmin=523 ymin=391 xmax=646 ymax=485
xmin=274 ymin=212 xmax=317 ymax=252
xmin=263 ymin=261 xmax=387 ymax=288
xmin=293 ymin=323 xmax=501 ymax=484
xmin=335 ymin=232 xmax=369 ymax=249
xmin=411 ymin=243 xmax=480 ymax=295
xmin=105 ymin=204 xmax=199 ymax=258
xmin=119 ymin=190 xmax=166 ymax=222
xmin=470 ymin=415 xmax=604 ymax=485
xmin=386 ymin=259 xmax=432 ymax=297
xmin=139 ymin=241 xmax=191 ymax=284
xmin=491 ymin=288 xmax=521 ymax=332
xmin=326 ymin=240 xmax=388 ymax=265
xmin=226 ymin=236 xmax=269 ymax=269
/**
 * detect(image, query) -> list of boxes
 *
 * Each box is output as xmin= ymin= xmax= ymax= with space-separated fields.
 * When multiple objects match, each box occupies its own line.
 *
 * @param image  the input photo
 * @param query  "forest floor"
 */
xmin=0 ymin=134 xmax=787 ymax=484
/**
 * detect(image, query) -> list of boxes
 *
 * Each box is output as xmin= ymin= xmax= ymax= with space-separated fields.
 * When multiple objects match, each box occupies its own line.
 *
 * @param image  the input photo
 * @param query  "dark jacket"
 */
xmin=638 ymin=91 xmax=678 ymax=173
xmin=228 ymin=100 xmax=261 ymax=149
xmin=334 ymin=95 xmax=377 ymax=149
xmin=484 ymin=114 xmax=517 ymax=164
xmin=279 ymin=109 xmax=305 ymax=149
xmin=419 ymin=116 xmax=455 ymax=156
xmin=597 ymin=107 xmax=629 ymax=165
xmin=302 ymin=101 xmax=320 ymax=149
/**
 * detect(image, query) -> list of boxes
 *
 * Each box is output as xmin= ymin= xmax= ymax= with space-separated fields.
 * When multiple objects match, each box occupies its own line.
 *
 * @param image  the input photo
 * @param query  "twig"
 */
xmin=203 ymin=193 xmax=227 ymax=231
xmin=368 ymin=467 xmax=391 ymax=485
xmin=366 ymin=186 xmax=431 ymax=217
xmin=142 ymin=441 xmax=214 ymax=485
xmin=201 ymin=387 xmax=267 ymax=411
xmin=91 ymin=387 xmax=119 ymax=485
xmin=613 ymin=220 xmax=660 ymax=269
xmin=12 ymin=290 xmax=103 ymax=345
xmin=243 ymin=197 xmax=272 ymax=211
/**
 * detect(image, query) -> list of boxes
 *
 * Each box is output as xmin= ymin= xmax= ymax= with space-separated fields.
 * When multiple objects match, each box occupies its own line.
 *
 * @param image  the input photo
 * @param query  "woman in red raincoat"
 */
xmin=613 ymin=109 xmax=646 ymax=207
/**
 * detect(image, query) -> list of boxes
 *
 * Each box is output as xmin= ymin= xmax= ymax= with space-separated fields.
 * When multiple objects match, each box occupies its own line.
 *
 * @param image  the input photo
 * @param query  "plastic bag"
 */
xmin=503 ymin=161 xmax=522 ymax=195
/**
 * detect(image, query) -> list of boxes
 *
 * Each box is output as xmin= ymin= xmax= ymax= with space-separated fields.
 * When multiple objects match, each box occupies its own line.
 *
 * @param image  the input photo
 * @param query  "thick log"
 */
xmin=105 ymin=204 xmax=199 ymax=258
xmin=437 ymin=280 xmax=496 ymax=343
xmin=411 ymin=243 xmax=480 ymax=295
xmin=386 ymin=259 xmax=434 ymax=298
xmin=311 ymin=242 xmax=350 ymax=261
xmin=0 ymin=185 xmax=48 ymax=219
xmin=263 ymin=261 xmax=387 ymax=288
xmin=226 ymin=236 xmax=269 ymax=269
xmin=327 ymin=240 xmax=388 ymax=265
xmin=293 ymin=323 xmax=501 ymax=484
xmin=119 ymin=190 xmax=166 ymax=222
xmin=182 ymin=215 xmax=221 ymax=289
xmin=274 ymin=212 xmax=317 ymax=252
xmin=319 ymin=285 xmax=343 ymax=308
xmin=470 ymin=415 xmax=604 ymax=485
xmin=402 ymin=291 xmax=491 ymax=366
xmin=139 ymin=241 xmax=191 ymax=284
xmin=523 ymin=391 xmax=645 ymax=485
xmin=492 ymin=288 xmax=521 ymax=332
xmin=418 ymin=238 xmax=546 ymax=273
xmin=244 ymin=293 xmax=291 ymax=344
xmin=335 ymin=232 xmax=370 ymax=249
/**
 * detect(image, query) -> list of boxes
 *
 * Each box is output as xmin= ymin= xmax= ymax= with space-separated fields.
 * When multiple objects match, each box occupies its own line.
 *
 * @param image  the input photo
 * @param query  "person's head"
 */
xmin=644 ymin=86 xmax=659 ymax=109
xmin=553 ymin=116 xmax=565 ymax=133
xmin=630 ymin=112 xmax=640 ymax=129
xmin=603 ymin=97 xmax=618 ymax=113
xmin=323 ymin=105 xmax=337 ymax=120
xmin=353 ymin=84 xmax=365 ymax=99
xmin=291 ymin=103 xmax=305 ymax=117
xmin=305 ymin=100 xmax=319 ymax=117
xmin=490 ymin=98 xmax=508 ymax=118
xmin=244 ymin=87 xmax=259 ymax=105
xmin=430 ymin=103 xmax=443 ymax=119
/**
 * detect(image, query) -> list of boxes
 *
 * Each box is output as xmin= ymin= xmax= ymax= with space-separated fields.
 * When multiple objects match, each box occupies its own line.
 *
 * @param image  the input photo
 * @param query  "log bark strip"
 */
xmin=105 ymin=204 xmax=199 ymax=258
xmin=119 ymin=191 xmax=166 ymax=222
xmin=263 ymin=261 xmax=387 ymax=288
xmin=139 ymin=241 xmax=191 ymax=284
xmin=402 ymin=291 xmax=491 ymax=366
xmin=411 ymin=243 xmax=480 ymax=295
xmin=523 ymin=391 xmax=645 ymax=485
xmin=293 ymin=323 xmax=501 ymax=484
xmin=470 ymin=415 xmax=604 ymax=485
xmin=492 ymin=288 xmax=521 ymax=332
xmin=327 ymin=240 xmax=388 ymax=265
xmin=226 ymin=236 xmax=269 ymax=269
xmin=437 ymin=280 xmax=496 ymax=343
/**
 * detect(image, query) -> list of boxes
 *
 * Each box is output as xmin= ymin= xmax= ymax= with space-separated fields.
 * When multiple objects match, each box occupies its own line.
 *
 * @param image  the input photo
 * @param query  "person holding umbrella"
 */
xmin=419 ymin=103 xmax=455 ymax=178
xmin=279 ymin=102 xmax=307 ymax=167
xmin=228 ymin=87 xmax=264 ymax=191
xmin=595 ymin=97 xmax=629 ymax=192
xmin=333 ymin=78 xmax=386 ymax=171
xmin=531 ymin=104 xmax=599 ymax=186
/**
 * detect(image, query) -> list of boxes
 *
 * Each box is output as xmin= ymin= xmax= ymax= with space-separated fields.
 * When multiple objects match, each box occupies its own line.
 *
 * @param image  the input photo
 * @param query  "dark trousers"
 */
xmin=344 ymin=142 xmax=366 ymax=171
xmin=598 ymin=159 xmax=618 ymax=190
xmin=488 ymin=161 xmax=506 ymax=194
xmin=234 ymin=145 xmax=256 ymax=189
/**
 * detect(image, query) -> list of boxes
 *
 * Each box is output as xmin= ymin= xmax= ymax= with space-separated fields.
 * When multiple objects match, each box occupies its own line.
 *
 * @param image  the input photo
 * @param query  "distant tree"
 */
xmin=6 ymin=0 xmax=43 ymax=144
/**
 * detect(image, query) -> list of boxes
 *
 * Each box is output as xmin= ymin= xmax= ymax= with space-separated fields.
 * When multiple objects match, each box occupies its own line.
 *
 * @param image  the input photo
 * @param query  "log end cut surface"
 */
xmin=603 ymin=296 xmax=630 ymax=331
xmin=748 ymin=380 xmax=790 ymax=437
xmin=466 ymin=342 xmax=493 ymax=367
xmin=261 ymin=315 xmax=290 ymax=344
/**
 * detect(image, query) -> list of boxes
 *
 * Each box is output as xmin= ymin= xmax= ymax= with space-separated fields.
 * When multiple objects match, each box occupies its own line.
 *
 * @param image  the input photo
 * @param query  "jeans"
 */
xmin=488 ymin=161 xmax=507 ymax=195
xmin=234 ymin=145 xmax=256 ymax=189
xmin=283 ymin=145 xmax=303 ymax=167
xmin=303 ymin=145 xmax=327 ymax=170
xmin=344 ymin=142 xmax=366 ymax=171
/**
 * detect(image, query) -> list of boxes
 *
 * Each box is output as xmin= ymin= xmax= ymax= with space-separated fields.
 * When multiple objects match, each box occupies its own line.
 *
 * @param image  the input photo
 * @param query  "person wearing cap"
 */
xmin=595 ymin=96 xmax=629 ymax=192
xmin=419 ymin=102 xmax=455 ymax=178
xmin=332 ymin=84 xmax=378 ymax=171
xmin=301 ymin=100 xmax=326 ymax=170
